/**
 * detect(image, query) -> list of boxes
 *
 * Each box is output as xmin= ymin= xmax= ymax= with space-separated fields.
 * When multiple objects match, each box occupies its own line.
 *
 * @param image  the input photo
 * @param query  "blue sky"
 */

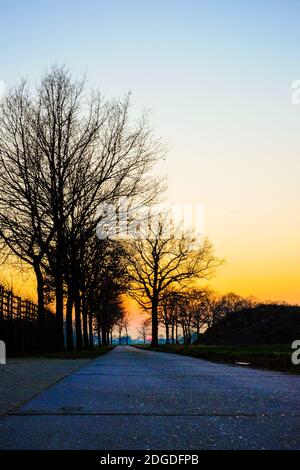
xmin=1 ymin=0 xmax=300 ymax=303
xmin=1 ymin=0 xmax=300 ymax=91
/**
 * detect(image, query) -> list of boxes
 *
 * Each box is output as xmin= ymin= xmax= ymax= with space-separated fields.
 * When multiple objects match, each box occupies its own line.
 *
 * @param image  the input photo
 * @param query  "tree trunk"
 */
xmin=74 ymin=288 xmax=83 ymax=350
xmin=88 ymin=310 xmax=94 ymax=348
xmin=33 ymin=260 xmax=45 ymax=352
xmin=54 ymin=221 xmax=65 ymax=351
xmin=196 ymin=323 xmax=200 ymax=344
xmin=165 ymin=324 xmax=170 ymax=344
xmin=151 ymin=299 xmax=159 ymax=347
xmin=55 ymin=271 xmax=65 ymax=351
xmin=171 ymin=322 xmax=175 ymax=344
xmin=102 ymin=328 xmax=107 ymax=346
xmin=66 ymin=284 xmax=74 ymax=350
xmin=82 ymin=297 xmax=89 ymax=349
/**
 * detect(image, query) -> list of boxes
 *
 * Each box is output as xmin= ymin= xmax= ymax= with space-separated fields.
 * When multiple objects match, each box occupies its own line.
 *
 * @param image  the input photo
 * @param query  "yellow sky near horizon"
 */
xmin=2 ymin=219 xmax=299 ymax=337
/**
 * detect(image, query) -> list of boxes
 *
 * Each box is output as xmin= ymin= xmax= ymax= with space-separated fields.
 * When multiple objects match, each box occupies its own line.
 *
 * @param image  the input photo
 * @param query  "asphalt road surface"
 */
xmin=0 ymin=345 xmax=299 ymax=450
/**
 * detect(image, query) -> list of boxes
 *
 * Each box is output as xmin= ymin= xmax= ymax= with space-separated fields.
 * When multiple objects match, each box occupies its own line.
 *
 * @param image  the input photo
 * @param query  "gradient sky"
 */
xmin=1 ymin=0 xmax=300 ymax=334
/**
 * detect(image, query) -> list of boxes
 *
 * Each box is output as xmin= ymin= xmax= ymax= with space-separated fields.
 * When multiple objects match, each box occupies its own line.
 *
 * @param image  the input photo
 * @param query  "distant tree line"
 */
xmin=158 ymin=289 xmax=256 ymax=344
xmin=137 ymin=289 xmax=256 ymax=345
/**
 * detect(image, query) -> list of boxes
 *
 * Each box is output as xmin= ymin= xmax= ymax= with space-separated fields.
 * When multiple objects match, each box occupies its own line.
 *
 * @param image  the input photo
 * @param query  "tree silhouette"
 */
xmin=125 ymin=219 xmax=220 ymax=346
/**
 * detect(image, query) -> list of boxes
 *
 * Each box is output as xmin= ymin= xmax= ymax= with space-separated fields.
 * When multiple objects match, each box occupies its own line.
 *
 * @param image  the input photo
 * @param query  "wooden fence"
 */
xmin=0 ymin=285 xmax=58 ymax=353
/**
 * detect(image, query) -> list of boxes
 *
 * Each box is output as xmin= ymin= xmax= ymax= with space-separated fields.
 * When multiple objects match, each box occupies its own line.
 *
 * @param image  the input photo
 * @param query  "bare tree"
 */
xmin=125 ymin=220 xmax=220 ymax=346
xmin=89 ymin=240 xmax=128 ymax=346
xmin=159 ymin=291 xmax=182 ymax=344
xmin=0 ymin=80 xmax=57 ymax=348
xmin=176 ymin=289 xmax=257 ymax=344
xmin=202 ymin=291 xmax=256 ymax=328
xmin=138 ymin=317 xmax=151 ymax=344
xmin=116 ymin=308 xmax=130 ymax=345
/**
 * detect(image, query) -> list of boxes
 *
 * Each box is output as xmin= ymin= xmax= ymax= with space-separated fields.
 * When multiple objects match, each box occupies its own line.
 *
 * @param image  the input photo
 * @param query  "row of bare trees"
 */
xmin=0 ymin=66 xmax=163 ymax=351
xmin=137 ymin=290 xmax=255 ymax=345
xmin=158 ymin=289 xmax=256 ymax=344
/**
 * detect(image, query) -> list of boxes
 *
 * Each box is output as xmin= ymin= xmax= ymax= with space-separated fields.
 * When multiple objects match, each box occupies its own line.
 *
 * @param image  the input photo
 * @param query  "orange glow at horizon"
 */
xmin=1 ymin=192 xmax=300 ymax=338
xmin=1 ymin=233 xmax=300 ymax=337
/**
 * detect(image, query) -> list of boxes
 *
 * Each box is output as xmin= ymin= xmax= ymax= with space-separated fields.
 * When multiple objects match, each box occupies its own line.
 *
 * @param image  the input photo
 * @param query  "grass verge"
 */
xmin=9 ymin=345 xmax=115 ymax=360
xmin=133 ymin=343 xmax=300 ymax=374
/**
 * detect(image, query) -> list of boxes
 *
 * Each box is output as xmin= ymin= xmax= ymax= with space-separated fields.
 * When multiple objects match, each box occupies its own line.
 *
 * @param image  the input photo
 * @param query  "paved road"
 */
xmin=0 ymin=346 xmax=299 ymax=450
